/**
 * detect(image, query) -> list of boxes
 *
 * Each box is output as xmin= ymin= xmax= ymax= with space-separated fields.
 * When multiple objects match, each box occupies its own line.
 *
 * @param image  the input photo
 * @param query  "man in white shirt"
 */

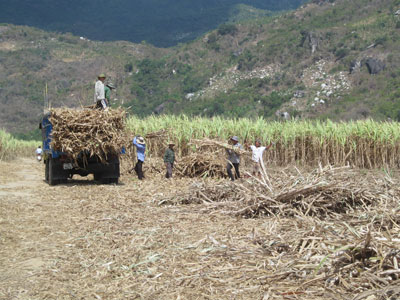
xmin=35 ymin=146 xmax=42 ymax=162
xmin=94 ymin=74 xmax=107 ymax=109
xmin=248 ymin=139 xmax=273 ymax=176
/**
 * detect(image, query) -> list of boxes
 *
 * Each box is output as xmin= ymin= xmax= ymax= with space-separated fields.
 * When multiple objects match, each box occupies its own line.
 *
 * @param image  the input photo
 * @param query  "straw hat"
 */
xmin=106 ymin=82 xmax=116 ymax=89
xmin=98 ymin=73 xmax=106 ymax=79
xmin=137 ymin=136 xmax=145 ymax=145
xmin=168 ymin=141 xmax=175 ymax=145
xmin=231 ymin=136 xmax=239 ymax=142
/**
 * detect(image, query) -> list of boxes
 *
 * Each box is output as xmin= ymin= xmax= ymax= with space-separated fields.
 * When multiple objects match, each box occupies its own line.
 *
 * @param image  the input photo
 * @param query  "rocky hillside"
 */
xmin=1 ymin=0 xmax=400 ymax=139
xmin=0 ymin=25 xmax=167 ymax=137
xmin=125 ymin=0 xmax=400 ymax=121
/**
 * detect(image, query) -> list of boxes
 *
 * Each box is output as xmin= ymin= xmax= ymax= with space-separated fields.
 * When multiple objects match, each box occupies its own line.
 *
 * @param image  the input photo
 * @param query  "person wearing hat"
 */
xmin=35 ymin=145 xmax=42 ymax=162
xmin=246 ymin=139 xmax=274 ymax=177
xmin=94 ymin=74 xmax=107 ymax=109
xmin=226 ymin=136 xmax=244 ymax=181
xmin=132 ymin=135 xmax=146 ymax=180
xmin=163 ymin=142 xmax=176 ymax=179
xmin=104 ymin=82 xmax=116 ymax=106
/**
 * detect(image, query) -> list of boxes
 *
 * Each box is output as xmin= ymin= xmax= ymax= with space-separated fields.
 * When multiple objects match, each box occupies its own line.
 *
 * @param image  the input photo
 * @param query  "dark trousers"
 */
xmin=96 ymin=99 xmax=108 ymax=109
xmin=227 ymin=163 xmax=240 ymax=181
xmin=134 ymin=160 xmax=144 ymax=180
xmin=165 ymin=162 xmax=173 ymax=179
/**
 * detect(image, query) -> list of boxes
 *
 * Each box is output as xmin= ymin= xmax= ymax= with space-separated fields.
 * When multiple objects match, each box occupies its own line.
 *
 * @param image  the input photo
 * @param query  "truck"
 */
xmin=40 ymin=111 xmax=121 ymax=185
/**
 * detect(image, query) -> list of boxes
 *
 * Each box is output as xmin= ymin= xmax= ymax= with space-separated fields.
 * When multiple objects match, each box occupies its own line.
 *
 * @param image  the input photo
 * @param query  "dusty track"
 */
xmin=0 ymin=158 xmax=266 ymax=299
xmin=0 ymin=158 xmax=66 ymax=299
xmin=1 ymin=158 xmax=399 ymax=300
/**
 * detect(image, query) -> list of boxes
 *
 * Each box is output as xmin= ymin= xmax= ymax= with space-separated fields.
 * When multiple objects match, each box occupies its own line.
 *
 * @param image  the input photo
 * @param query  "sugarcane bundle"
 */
xmin=175 ymin=150 xmax=226 ymax=178
xmin=191 ymin=138 xmax=248 ymax=155
xmin=49 ymin=108 xmax=127 ymax=163
xmin=145 ymin=129 xmax=169 ymax=139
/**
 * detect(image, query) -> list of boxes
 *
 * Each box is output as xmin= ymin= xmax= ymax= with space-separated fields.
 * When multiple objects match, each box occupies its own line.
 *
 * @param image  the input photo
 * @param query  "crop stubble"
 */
xmin=0 ymin=159 xmax=400 ymax=299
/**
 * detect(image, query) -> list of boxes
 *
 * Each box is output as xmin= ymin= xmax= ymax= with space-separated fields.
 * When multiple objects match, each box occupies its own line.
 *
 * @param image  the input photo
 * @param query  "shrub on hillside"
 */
xmin=124 ymin=63 xmax=133 ymax=73
xmin=183 ymin=75 xmax=204 ymax=93
xmin=335 ymin=48 xmax=349 ymax=59
xmin=237 ymin=50 xmax=258 ymax=71
xmin=206 ymin=32 xmax=220 ymax=51
xmin=217 ymin=24 xmax=238 ymax=36
xmin=260 ymin=91 xmax=288 ymax=117
xmin=207 ymin=33 xmax=218 ymax=43
xmin=375 ymin=36 xmax=388 ymax=46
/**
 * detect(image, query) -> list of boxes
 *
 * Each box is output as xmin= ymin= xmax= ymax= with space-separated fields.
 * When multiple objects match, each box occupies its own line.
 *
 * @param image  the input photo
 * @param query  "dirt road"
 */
xmin=0 ymin=158 xmax=269 ymax=300
xmin=0 ymin=158 xmax=68 ymax=299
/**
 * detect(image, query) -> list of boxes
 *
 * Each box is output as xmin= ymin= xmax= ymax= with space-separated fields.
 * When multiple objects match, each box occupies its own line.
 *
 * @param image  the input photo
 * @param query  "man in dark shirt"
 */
xmin=226 ymin=136 xmax=243 ymax=181
xmin=163 ymin=142 xmax=175 ymax=179
xmin=104 ymin=82 xmax=116 ymax=106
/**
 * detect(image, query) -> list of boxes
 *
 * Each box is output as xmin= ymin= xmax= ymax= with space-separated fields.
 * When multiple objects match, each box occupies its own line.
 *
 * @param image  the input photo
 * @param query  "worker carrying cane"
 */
xmin=226 ymin=136 xmax=244 ymax=181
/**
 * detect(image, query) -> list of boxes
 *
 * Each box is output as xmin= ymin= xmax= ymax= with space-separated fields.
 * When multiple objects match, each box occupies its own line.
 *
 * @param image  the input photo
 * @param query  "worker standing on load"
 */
xmin=246 ymin=139 xmax=273 ymax=177
xmin=226 ymin=136 xmax=243 ymax=181
xmin=164 ymin=142 xmax=176 ymax=179
xmin=104 ymin=82 xmax=116 ymax=106
xmin=94 ymin=74 xmax=107 ymax=109
xmin=132 ymin=136 xmax=146 ymax=180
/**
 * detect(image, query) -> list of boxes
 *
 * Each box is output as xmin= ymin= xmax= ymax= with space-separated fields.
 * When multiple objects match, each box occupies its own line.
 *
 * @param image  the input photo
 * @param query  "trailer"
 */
xmin=40 ymin=111 xmax=121 ymax=185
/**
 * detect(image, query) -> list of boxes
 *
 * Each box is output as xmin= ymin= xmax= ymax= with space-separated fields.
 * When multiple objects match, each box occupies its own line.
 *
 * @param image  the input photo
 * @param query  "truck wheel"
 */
xmin=45 ymin=159 xmax=49 ymax=182
xmin=48 ymin=158 xmax=58 ymax=186
xmin=100 ymin=178 xmax=110 ymax=184
xmin=109 ymin=178 xmax=118 ymax=185
xmin=99 ymin=178 xmax=118 ymax=184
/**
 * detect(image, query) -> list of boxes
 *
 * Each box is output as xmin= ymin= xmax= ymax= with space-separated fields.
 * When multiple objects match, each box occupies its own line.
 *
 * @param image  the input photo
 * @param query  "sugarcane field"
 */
xmin=1 ymin=108 xmax=400 ymax=300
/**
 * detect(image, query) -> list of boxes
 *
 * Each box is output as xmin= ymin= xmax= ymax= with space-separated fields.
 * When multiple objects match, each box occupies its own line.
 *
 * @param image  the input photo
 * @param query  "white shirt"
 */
xmin=36 ymin=148 xmax=42 ymax=155
xmin=94 ymin=80 xmax=105 ymax=102
xmin=250 ymin=145 xmax=266 ymax=163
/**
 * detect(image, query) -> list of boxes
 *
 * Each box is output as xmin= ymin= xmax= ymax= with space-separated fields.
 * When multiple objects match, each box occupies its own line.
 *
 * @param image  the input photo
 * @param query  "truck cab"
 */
xmin=40 ymin=112 xmax=120 ymax=185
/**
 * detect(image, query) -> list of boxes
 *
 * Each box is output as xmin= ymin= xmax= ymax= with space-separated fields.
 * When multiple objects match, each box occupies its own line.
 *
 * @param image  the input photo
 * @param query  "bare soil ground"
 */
xmin=1 ymin=158 xmax=399 ymax=300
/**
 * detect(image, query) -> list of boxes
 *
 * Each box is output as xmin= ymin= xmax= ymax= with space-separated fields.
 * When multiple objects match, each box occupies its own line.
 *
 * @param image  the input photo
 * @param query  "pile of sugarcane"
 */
xmin=175 ymin=150 xmax=227 ymax=178
xmin=159 ymin=165 xmax=397 ymax=218
xmin=49 ymin=108 xmax=127 ymax=163
xmin=168 ymin=138 xmax=251 ymax=178
xmin=157 ymin=165 xmax=400 ymax=298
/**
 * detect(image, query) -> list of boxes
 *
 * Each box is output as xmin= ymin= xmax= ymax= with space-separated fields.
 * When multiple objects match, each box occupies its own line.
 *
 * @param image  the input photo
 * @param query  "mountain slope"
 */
xmin=0 ymin=24 xmax=167 ymax=137
xmin=1 ymin=0 xmax=400 ymax=139
xmin=125 ymin=0 xmax=400 ymax=121
xmin=0 ymin=0 xmax=305 ymax=47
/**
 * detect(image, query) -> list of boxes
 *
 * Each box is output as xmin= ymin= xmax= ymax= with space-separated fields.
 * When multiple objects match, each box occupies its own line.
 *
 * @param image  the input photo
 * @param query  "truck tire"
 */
xmin=45 ymin=159 xmax=49 ymax=182
xmin=48 ymin=158 xmax=59 ymax=186
xmin=99 ymin=178 xmax=118 ymax=184
xmin=108 ymin=178 xmax=118 ymax=185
